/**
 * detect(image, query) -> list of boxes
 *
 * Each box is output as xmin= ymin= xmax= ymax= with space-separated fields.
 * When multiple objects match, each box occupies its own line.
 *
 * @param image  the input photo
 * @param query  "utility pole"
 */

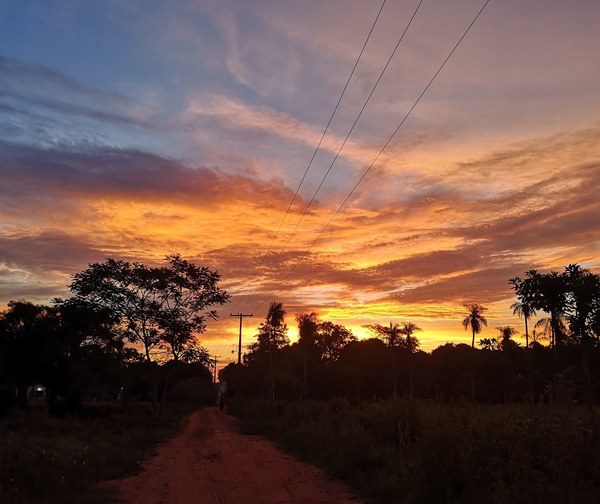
xmin=211 ymin=355 xmax=220 ymax=383
xmin=230 ymin=312 xmax=253 ymax=364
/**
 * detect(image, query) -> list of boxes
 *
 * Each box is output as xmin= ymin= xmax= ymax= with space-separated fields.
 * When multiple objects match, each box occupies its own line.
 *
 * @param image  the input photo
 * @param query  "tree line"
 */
xmin=223 ymin=263 xmax=600 ymax=407
xmin=2 ymin=258 xmax=599 ymax=415
xmin=0 ymin=255 xmax=229 ymax=415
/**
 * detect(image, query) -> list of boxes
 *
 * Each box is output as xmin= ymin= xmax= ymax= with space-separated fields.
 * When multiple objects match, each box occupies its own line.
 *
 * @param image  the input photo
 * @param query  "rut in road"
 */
xmin=116 ymin=407 xmax=363 ymax=504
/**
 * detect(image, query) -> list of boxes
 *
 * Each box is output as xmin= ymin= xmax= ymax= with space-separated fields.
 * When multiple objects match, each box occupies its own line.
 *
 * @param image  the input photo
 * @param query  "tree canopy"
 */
xmin=70 ymin=255 xmax=229 ymax=363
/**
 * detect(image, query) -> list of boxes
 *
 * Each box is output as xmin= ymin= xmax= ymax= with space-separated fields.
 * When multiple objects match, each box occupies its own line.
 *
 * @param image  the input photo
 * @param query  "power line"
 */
xmin=252 ymin=0 xmax=492 ymax=313
xmin=239 ymin=0 xmax=424 ymax=313
xmin=229 ymin=0 xmax=388 ymax=315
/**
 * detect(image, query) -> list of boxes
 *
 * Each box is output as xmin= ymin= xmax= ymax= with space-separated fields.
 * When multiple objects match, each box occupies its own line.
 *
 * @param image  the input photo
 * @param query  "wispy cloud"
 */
xmin=185 ymin=94 xmax=377 ymax=164
xmin=0 ymin=55 xmax=155 ymax=128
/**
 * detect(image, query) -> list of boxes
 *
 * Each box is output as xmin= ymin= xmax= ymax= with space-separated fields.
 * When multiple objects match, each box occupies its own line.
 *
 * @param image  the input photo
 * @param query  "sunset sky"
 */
xmin=1 ymin=0 xmax=599 ymax=364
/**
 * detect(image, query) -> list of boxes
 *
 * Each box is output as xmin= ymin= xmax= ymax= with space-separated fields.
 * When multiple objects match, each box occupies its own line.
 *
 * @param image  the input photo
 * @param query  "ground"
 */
xmin=114 ymin=408 xmax=363 ymax=504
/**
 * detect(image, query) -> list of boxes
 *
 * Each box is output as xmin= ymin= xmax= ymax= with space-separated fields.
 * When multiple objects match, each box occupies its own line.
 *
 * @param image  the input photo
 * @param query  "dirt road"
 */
xmin=116 ymin=408 xmax=363 ymax=504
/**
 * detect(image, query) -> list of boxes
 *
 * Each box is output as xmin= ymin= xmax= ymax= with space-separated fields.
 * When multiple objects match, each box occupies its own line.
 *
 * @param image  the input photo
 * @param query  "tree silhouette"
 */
xmin=401 ymin=322 xmax=421 ymax=400
xmin=462 ymin=304 xmax=488 ymax=348
xmin=296 ymin=312 xmax=318 ymax=399
xmin=157 ymin=255 xmax=229 ymax=361
xmin=479 ymin=338 xmax=500 ymax=351
xmin=534 ymin=317 xmax=564 ymax=346
xmin=364 ymin=322 xmax=404 ymax=348
xmin=251 ymin=302 xmax=288 ymax=407
xmin=462 ymin=304 xmax=487 ymax=401
xmin=511 ymin=300 xmax=536 ymax=348
xmin=496 ymin=326 xmax=519 ymax=352
xmin=510 ymin=270 xmax=567 ymax=349
xmin=365 ymin=322 xmax=404 ymax=398
xmin=314 ymin=321 xmax=355 ymax=363
xmin=70 ymin=256 xmax=229 ymax=410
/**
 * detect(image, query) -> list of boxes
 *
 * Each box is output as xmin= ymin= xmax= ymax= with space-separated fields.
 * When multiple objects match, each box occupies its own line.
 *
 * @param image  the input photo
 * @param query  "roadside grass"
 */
xmin=0 ymin=402 xmax=196 ymax=504
xmin=228 ymin=398 xmax=600 ymax=504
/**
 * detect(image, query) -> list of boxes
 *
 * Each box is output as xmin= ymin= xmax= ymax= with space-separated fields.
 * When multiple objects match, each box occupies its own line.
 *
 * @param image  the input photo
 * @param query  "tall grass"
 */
xmin=229 ymin=399 xmax=600 ymax=503
xmin=0 ymin=402 xmax=194 ymax=504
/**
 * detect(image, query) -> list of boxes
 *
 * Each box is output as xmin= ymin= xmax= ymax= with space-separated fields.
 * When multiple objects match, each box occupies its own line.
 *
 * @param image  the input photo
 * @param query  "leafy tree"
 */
xmin=180 ymin=344 xmax=211 ymax=366
xmin=157 ymin=255 xmax=229 ymax=360
xmin=479 ymin=338 xmax=500 ymax=351
xmin=53 ymin=297 xmax=123 ymax=356
xmin=0 ymin=301 xmax=58 ymax=407
xmin=510 ymin=270 xmax=567 ymax=349
xmin=69 ymin=255 xmax=229 ymax=410
xmin=314 ymin=321 xmax=356 ymax=363
xmin=511 ymin=265 xmax=600 ymax=415
xmin=563 ymin=264 xmax=600 ymax=345
xmin=462 ymin=304 xmax=488 ymax=348
xmin=0 ymin=299 xmax=126 ymax=411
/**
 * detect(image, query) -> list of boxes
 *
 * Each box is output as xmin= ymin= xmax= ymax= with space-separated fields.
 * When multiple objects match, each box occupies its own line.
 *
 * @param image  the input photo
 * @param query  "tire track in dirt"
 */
xmin=115 ymin=408 xmax=363 ymax=504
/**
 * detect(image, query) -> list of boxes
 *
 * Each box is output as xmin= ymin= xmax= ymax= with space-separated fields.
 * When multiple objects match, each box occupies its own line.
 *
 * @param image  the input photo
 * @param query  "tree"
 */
xmin=534 ymin=317 xmax=565 ymax=346
xmin=364 ymin=322 xmax=404 ymax=348
xmin=511 ymin=265 xmax=600 ymax=416
xmin=563 ymin=264 xmax=600 ymax=346
xmin=70 ymin=256 xmax=229 ymax=410
xmin=157 ymin=255 xmax=230 ymax=361
xmin=364 ymin=322 xmax=406 ymax=398
xmin=511 ymin=300 xmax=536 ymax=348
xmin=401 ymin=322 xmax=421 ymax=400
xmin=479 ymin=338 xmax=500 ymax=351
xmin=296 ymin=312 xmax=318 ymax=399
xmin=250 ymin=302 xmax=289 ymax=407
xmin=0 ymin=301 xmax=58 ymax=408
xmin=462 ymin=304 xmax=488 ymax=348
xmin=462 ymin=304 xmax=488 ymax=401
xmin=0 ymin=299 xmax=125 ymax=411
xmin=401 ymin=322 xmax=421 ymax=353
xmin=510 ymin=270 xmax=567 ymax=349
xmin=496 ymin=326 xmax=519 ymax=352
xmin=314 ymin=321 xmax=356 ymax=363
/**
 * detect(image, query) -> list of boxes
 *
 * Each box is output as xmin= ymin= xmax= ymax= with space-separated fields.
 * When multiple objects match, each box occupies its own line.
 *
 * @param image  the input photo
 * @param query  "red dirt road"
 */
xmin=116 ymin=408 xmax=363 ymax=504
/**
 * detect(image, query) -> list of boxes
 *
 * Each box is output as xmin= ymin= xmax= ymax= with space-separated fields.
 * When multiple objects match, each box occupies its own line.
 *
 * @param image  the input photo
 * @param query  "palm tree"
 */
xmin=265 ymin=302 xmax=287 ymax=407
xmin=401 ymin=322 xmax=421 ymax=401
xmin=401 ymin=322 xmax=421 ymax=353
xmin=266 ymin=302 xmax=286 ymax=329
xmin=462 ymin=304 xmax=488 ymax=348
xmin=511 ymin=300 xmax=536 ymax=348
xmin=496 ymin=325 xmax=518 ymax=352
xmin=462 ymin=304 xmax=487 ymax=402
xmin=364 ymin=322 xmax=404 ymax=398
xmin=296 ymin=312 xmax=318 ymax=400
xmin=535 ymin=316 xmax=567 ymax=348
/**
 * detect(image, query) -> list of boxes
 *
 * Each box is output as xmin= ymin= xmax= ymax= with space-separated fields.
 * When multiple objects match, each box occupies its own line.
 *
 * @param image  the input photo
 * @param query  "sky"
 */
xmin=1 ymin=0 xmax=599 ymax=364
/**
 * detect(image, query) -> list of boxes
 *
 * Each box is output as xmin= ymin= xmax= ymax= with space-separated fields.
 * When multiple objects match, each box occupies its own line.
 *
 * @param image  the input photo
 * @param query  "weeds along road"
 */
xmin=115 ymin=407 xmax=363 ymax=504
